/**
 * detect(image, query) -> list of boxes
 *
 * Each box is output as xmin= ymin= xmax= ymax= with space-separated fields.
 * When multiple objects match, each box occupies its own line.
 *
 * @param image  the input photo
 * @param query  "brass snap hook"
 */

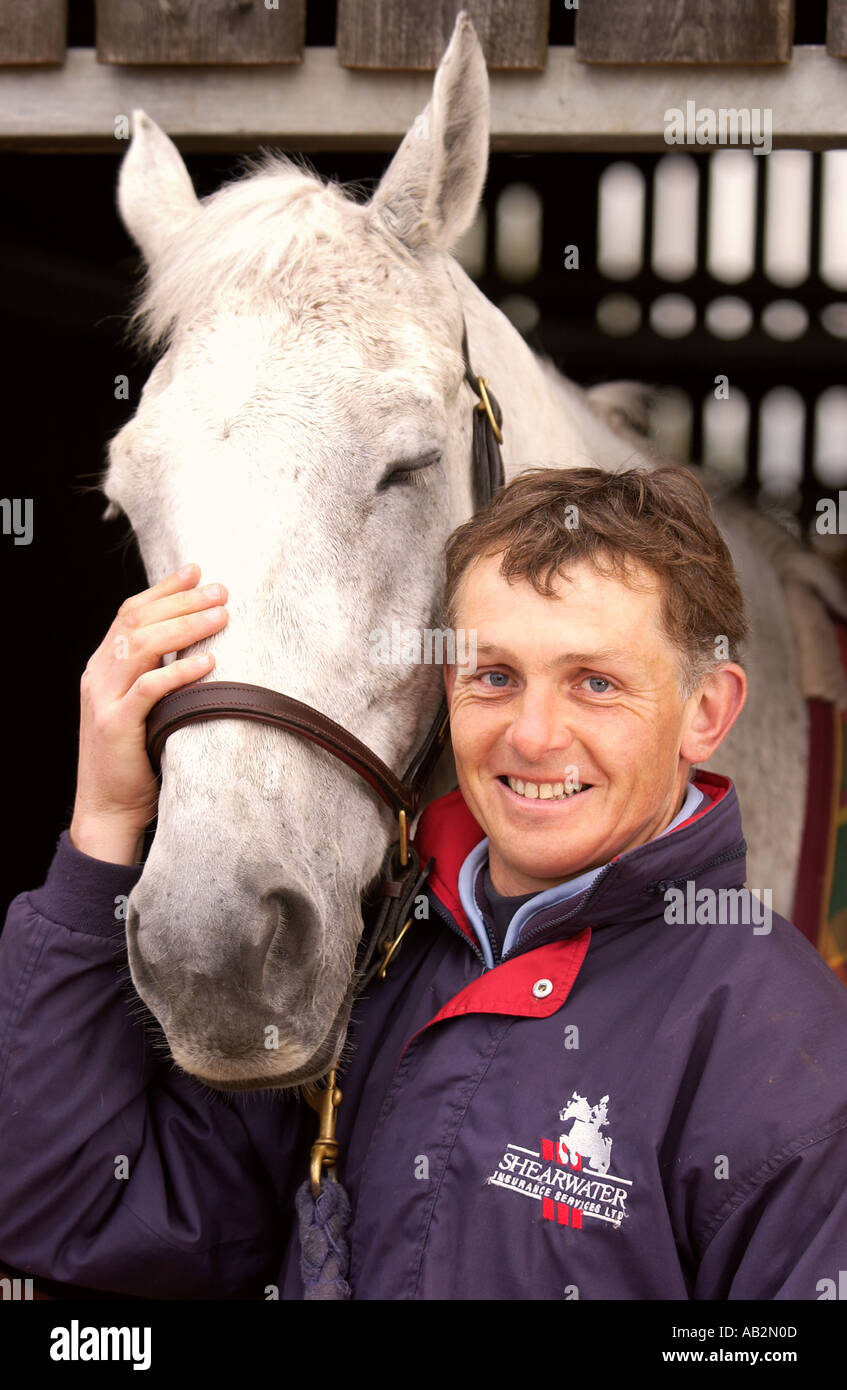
xmin=303 ymin=1064 xmax=343 ymax=1198
xmin=378 ymin=916 xmax=413 ymax=979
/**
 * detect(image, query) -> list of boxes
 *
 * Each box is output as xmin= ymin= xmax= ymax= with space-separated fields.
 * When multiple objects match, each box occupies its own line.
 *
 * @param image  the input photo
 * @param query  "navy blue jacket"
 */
xmin=1 ymin=771 xmax=846 ymax=1299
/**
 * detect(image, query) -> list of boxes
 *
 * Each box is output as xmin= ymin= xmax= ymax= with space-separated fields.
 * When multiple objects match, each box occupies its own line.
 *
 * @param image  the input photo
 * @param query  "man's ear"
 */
xmin=679 ymin=664 xmax=747 ymax=764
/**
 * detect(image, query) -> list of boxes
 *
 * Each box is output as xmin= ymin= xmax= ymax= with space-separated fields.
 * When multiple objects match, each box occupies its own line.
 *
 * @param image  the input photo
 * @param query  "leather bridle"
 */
xmin=144 ymin=323 xmax=504 ymax=1194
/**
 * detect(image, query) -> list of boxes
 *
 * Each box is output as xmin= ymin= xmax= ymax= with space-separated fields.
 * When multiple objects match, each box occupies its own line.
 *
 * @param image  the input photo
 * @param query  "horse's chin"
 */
xmin=168 ymin=996 xmax=353 ymax=1093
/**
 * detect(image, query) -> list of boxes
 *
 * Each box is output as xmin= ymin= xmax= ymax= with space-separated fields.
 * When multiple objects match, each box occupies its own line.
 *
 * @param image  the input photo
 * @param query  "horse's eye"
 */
xmin=378 ymin=451 xmax=442 ymax=491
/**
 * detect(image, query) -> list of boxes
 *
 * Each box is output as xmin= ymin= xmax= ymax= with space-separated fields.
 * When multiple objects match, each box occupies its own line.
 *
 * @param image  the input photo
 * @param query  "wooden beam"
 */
xmin=96 ymin=0 xmax=305 ymax=66
xmin=0 ymin=0 xmax=66 ymax=65
xmin=0 ymin=47 xmax=845 ymax=152
xmin=337 ymin=0 xmax=549 ymax=70
xmin=828 ymin=0 xmax=847 ymax=58
xmin=577 ymin=0 xmax=795 ymax=65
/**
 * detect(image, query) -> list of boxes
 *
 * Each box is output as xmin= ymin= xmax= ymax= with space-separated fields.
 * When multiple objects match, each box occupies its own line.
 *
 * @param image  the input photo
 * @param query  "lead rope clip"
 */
xmin=302 ymin=1066 xmax=343 ymax=1199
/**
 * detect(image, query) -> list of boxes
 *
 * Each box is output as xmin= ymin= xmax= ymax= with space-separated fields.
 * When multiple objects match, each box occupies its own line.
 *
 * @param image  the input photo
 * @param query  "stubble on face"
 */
xmin=444 ymin=554 xmax=695 ymax=895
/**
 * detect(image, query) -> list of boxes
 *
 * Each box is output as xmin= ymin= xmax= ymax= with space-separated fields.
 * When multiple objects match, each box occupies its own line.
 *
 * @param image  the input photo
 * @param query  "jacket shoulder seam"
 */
xmin=698 ymin=1104 xmax=847 ymax=1250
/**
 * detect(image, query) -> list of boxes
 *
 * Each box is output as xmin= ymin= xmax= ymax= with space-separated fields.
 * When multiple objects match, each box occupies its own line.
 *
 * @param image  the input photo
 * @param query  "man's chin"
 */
xmin=482 ymin=795 xmax=617 ymax=889
xmin=487 ymin=841 xmax=608 ymax=895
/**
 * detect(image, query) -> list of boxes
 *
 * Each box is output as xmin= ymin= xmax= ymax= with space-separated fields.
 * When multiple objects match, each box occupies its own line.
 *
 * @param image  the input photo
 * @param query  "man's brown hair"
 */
xmin=442 ymin=465 xmax=749 ymax=697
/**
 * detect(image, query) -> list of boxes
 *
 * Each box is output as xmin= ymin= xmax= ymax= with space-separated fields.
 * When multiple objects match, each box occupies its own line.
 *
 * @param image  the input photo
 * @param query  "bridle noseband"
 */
xmin=143 ymin=323 xmax=504 ymax=1198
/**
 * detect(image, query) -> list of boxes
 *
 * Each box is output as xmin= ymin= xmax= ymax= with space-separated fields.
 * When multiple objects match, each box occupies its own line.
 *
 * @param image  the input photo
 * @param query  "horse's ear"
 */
xmin=117 ymin=110 xmax=199 ymax=265
xmin=368 ymin=11 xmax=489 ymax=254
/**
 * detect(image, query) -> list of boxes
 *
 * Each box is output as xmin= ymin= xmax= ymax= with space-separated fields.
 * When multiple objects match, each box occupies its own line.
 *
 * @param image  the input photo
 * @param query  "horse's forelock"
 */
xmin=126 ymin=153 xmax=442 ymax=358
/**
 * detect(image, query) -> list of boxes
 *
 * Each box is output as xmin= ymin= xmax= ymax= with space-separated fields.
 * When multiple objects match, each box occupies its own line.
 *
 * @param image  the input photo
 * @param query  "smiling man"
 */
xmin=439 ymin=465 xmax=750 ymax=962
xmin=444 ymin=549 xmax=745 ymax=899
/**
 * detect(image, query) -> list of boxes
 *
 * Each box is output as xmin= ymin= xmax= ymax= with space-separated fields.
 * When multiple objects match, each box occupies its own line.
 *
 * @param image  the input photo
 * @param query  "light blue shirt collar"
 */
xmin=457 ymin=782 xmax=705 ymax=969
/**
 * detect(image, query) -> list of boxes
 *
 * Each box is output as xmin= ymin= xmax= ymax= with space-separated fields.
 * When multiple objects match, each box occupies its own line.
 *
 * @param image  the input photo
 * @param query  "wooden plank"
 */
xmin=0 ymin=0 xmax=66 ymax=65
xmin=0 ymin=47 xmax=845 ymax=152
xmin=828 ymin=0 xmax=847 ymax=57
xmin=96 ymin=0 xmax=305 ymax=65
xmin=577 ymin=0 xmax=794 ymax=64
xmin=337 ymin=0 xmax=549 ymax=70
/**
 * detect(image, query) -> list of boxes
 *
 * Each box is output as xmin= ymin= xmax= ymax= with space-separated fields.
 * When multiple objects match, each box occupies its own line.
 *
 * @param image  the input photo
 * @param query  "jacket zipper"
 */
xmin=503 ymin=840 xmax=747 ymax=959
xmin=478 ymin=904 xmax=503 ymax=966
xmin=646 ymin=839 xmax=747 ymax=894
xmin=424 ymin=874 xmax=594 ymax=973
xmin=500 ymin=863 xmax=614 ymax=961
xmin=426 ymin=891 xmax=488 ymax=969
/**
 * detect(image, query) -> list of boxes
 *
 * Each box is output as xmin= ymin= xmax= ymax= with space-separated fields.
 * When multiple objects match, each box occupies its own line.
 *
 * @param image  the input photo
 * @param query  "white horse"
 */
xmin=106 ymin=13 xmax=847 ymax=1090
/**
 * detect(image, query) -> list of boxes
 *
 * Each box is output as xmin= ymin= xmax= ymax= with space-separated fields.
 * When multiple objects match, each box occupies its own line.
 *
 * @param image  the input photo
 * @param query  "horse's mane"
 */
xmin=127 ymin=152 xmax=374 ymax=355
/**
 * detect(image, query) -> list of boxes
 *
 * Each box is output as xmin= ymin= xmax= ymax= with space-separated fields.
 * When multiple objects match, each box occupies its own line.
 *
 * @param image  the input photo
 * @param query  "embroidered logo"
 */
xmin=487 ymin=1091 xmax=632 ymax=1230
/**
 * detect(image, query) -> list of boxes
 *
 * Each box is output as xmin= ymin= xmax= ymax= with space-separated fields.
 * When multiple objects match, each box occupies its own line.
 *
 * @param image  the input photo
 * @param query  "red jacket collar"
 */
xmin=413 ymin=771 xmax=732 ymax=942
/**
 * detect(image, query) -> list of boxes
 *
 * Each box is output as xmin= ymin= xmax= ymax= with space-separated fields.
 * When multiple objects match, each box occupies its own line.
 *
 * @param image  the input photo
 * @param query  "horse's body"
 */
xmin=106 ymin=14 xmax=847 ymax=1090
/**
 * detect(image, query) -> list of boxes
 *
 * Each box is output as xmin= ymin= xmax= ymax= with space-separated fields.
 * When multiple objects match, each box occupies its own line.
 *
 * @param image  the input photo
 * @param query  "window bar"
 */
xmin=643 ymin=155 xmax=656 ymax=296
xmin=691 ymin=156 xmax=711 ymax=468
xmin=801 ymin=153 xmax=825 ymax=529
xmin=748 ymin=158 xmax=767 ymax=496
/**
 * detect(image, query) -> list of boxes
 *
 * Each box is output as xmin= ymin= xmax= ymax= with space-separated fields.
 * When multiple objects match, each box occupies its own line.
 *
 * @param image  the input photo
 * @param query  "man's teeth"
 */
xmin=506 ymin=777 xmax=585 ymax=800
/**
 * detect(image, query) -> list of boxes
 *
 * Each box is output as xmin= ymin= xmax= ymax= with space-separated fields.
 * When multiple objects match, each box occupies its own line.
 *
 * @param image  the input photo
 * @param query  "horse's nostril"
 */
xmin=234 ymin=892 xmax=285 ymax=986
xmin=262 ymin=887 xmax=321 ymax=965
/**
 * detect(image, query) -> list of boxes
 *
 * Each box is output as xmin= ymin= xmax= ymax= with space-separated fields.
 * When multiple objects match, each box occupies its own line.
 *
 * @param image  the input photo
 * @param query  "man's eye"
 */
xmin=583 ymin=676 xmax=613 ymax=694
xmin=480 ymin=671 xmax=510 ymax=688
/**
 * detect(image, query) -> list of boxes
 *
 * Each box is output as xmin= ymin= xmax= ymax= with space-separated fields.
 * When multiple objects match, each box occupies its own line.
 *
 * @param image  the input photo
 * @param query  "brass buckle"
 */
xmin=378 ymin=916 xmax=413 ymax=980
xmin=398 ymin=710 xmax=449 ymax=868
xmin=303 ymin=1065 xmax=343 ymax=1198
xmin=476 ymin=377 xmax=503 ymax=445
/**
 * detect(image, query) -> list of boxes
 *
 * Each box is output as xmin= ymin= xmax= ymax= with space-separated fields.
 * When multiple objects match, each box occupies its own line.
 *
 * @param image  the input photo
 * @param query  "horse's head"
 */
xmin=559 ymin=1092 xmax=587 ymax=1123
xmin=105 ymin=14 xmax=491 ymax=1089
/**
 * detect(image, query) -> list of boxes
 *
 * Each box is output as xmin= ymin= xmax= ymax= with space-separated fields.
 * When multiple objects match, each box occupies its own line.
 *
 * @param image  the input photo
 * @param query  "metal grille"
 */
xmin=456 ymin=149 xmax=847 ymax=550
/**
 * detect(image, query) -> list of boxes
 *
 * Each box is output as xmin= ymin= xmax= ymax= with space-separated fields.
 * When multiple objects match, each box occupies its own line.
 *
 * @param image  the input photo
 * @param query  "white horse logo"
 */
xmin=558 ymin=1092 xmax=613 ymax=1176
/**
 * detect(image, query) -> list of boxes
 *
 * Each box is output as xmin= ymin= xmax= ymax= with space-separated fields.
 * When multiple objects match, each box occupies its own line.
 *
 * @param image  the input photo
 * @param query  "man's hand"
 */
xmin=69 ymin=563 xmax=229 ymax=864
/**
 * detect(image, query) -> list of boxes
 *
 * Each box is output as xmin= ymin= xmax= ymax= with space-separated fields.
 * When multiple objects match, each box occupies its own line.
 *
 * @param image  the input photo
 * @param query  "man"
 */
xmin=1 ymin=465 xmax=846 ymax=1300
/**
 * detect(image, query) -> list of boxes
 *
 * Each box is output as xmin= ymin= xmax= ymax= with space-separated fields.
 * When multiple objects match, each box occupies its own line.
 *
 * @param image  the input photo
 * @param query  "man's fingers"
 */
xmin=90 ymin=568 xmax=228 ymax=700
xmin=124 ymin=651 xmax=216 ymax=720
xmin=117 ymin=604 xmax=229 ymax=667
xmin=121 ymin=579 xmax=229 ymax=636
xmin=117 ymin=562 xmax=202 ymax=619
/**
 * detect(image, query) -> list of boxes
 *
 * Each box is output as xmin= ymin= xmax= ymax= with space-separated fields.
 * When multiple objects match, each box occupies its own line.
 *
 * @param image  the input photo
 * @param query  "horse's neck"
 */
xmin=451 ymin=263 xmax=651 ymax=482
xmin=417 ymin=265 xmax=654 ymax=817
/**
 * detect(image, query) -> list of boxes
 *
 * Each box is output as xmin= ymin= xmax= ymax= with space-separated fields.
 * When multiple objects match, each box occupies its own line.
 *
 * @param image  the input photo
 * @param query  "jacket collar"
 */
xmin=413 ymin=771 xmax=747 ymax=953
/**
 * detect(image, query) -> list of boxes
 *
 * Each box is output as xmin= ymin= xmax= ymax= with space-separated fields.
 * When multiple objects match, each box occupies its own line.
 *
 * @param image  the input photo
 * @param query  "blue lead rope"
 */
xmin=295 ymin=1175 xmax=352 ymax=1299
xmin=294 ymin=848 xmax=435 ymax=1300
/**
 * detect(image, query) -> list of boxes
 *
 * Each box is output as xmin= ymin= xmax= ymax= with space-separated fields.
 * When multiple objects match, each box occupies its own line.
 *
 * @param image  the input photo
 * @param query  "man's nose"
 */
xmin=505 ymin=685 xmax=575 ymax=763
